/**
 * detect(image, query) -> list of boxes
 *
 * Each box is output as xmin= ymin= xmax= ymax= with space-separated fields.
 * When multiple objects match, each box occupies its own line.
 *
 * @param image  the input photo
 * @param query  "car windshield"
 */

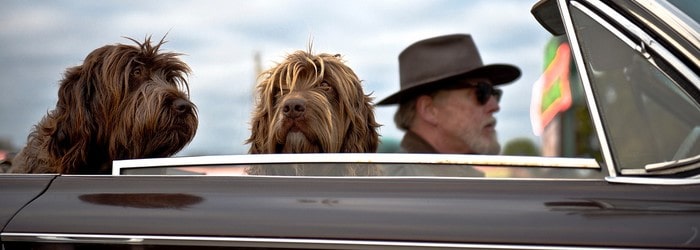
xmin=569 ymin=2 xmax=700 ymax=175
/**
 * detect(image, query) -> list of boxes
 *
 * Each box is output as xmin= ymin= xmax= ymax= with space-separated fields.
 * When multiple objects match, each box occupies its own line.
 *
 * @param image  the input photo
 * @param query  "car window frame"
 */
xmin=556 ymin=0 xmax=700 ymax=184
xmin=113 ymin=153 xmax=602 ymax=178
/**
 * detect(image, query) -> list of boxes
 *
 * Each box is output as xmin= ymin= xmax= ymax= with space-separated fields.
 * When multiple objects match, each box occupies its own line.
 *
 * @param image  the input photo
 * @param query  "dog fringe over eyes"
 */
xmin=123 ymin=35 xmax=191 ymax=96
xmin=246 ymin=48 xmax=382 ymax=175
xmin=248 ymin=49 xmax=380 ymax=155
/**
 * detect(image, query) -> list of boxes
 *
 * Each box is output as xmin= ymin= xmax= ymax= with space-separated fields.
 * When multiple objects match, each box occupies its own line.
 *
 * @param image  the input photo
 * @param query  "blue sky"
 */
xmin=0 ymin=0 xmax=553 ymax=155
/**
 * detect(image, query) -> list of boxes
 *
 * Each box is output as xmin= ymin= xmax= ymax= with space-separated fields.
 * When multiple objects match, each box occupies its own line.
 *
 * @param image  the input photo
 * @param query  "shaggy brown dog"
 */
xmin=10 ymin=36 xmax=198 ymax=174
xmin=245 ymin=50 xmax=380 ymax=176
xmin=247 ymin=50 xmax=379 ymax=153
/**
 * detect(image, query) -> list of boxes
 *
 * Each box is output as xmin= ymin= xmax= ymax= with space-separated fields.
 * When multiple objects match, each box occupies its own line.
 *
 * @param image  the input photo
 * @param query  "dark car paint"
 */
xmin=4 ymin=175 xmax=700 ymax=248
xmin=0 ymin=175 xmax=55 ymax=231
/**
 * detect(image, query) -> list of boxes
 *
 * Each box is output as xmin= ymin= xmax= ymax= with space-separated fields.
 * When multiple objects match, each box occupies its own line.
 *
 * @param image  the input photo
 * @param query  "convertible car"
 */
xmin=2 ymin=0 xmax=699 ymax=249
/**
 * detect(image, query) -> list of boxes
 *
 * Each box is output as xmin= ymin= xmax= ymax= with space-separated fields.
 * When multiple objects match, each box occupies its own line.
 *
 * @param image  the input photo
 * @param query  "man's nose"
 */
xmin=486 ymin=95 xmax=500 ymax=113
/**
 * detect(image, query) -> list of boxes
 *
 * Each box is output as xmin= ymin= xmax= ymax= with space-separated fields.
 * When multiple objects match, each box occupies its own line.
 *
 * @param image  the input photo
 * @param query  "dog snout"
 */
xmin=283 ymin=98 xmax=306 ymax=119
xmin=171 ymin=98 xmax=193 ymax=114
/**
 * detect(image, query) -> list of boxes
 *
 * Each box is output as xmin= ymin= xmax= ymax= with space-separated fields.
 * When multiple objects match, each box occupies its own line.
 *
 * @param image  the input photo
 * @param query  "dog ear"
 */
xmin=46 ymin=48 xmax=108 ymax=172
xmin=341 ymin=88 xmax=381 ymax=153
xmin=247 ymin=77 xmax=274 ymax=154
xmin=324 ymin=58 xmax=380 ymax=153
xmin=361 ymin=95 xmax=381 ymax=153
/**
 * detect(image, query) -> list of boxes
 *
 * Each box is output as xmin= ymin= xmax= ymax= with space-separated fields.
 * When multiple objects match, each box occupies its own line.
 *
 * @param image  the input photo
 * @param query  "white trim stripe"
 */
xmin=1 ymin=233 xmax=656 ymax=250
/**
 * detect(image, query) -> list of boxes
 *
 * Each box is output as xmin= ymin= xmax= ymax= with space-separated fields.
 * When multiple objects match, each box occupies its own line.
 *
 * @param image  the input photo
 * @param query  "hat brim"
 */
xmin=376 ymin=64 xmax=521 ymax=105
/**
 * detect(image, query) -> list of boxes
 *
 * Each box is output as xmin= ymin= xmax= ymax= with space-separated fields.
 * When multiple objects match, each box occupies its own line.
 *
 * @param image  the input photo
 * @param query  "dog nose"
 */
xmin=171 ymin=98 xmax=193 ymax=114
xmin=283 ymin=98 xmax=306 ymax=119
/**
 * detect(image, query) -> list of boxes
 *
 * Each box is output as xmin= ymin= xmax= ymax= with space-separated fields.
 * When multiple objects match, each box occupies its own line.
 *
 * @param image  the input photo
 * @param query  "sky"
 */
xmin=0 ymin=0 xmax=553 ymax=156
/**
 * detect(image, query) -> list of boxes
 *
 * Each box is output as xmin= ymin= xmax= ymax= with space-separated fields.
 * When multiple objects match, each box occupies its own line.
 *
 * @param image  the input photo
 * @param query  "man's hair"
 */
xmin=394 ymin=98 xmax=417 ymax=131
xmin=394 ymin=88 xmax=448 ymax=131
xmin=394 ymin=73 xmax=469 ymax=131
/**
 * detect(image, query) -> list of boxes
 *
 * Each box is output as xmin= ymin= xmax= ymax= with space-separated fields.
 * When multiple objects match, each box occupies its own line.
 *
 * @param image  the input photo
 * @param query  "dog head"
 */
xmin=247 ymin=50 xmax=379 ymax=153
xmin=45 ymin=36 xmax=197 ymax=173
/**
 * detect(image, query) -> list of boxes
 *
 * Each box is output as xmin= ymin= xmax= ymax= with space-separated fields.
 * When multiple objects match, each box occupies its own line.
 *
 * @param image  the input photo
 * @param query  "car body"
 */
xmin=2 ymin=0 xmax=699 ymax=249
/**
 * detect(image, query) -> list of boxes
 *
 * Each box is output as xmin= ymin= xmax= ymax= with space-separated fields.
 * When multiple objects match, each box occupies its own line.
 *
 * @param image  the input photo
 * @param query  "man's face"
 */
xmin=431 ymin=78 xmax=501 ymax=154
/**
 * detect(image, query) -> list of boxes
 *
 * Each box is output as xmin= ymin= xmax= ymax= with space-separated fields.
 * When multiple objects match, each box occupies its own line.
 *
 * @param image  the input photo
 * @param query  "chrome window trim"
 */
xmin=606 ymin=176 xmax=700 ymax=185
xmin=557 ymin=0 xmax=618 ymax=177
xmin=0 ymin=232 xmax=663 ymax=250
xmin=560 ymin=0 xmax=700 ymax=179
xmin=633 ymin=0 xmax=700 ymax=67
xmin=112 ymin=153 xmax=599 ymax=176
xmin=584 ymin=0 xmax=700 ymax=89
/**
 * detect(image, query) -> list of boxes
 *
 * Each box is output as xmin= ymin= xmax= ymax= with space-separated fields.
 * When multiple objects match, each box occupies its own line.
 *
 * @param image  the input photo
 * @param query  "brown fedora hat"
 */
xmin=377 ymin=34 xmax=521 ymax=105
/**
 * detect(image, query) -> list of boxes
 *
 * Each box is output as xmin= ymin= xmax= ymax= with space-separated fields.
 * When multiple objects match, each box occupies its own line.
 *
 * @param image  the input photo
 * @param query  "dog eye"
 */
xmin=319 ymin=81 xmax=331 ymax=90
xmin=132 ymin=67 xmax=142 ymax=76
xmin=274 ymin=87 xmax=289 ymax=98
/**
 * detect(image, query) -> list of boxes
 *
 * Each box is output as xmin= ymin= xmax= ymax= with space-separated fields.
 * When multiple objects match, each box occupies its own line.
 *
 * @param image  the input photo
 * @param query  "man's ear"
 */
xmin=415 ymin=95 xmax=439 ymax=126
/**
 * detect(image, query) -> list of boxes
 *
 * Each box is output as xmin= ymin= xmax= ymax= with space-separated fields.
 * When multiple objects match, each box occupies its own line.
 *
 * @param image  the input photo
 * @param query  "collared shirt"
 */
xmin=382 ymin=130 xmax=485 ymax=177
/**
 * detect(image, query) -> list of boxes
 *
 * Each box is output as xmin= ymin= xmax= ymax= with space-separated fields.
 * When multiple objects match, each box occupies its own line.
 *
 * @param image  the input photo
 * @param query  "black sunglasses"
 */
xmin=467 ymin=81 xmax=502 ymax=105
